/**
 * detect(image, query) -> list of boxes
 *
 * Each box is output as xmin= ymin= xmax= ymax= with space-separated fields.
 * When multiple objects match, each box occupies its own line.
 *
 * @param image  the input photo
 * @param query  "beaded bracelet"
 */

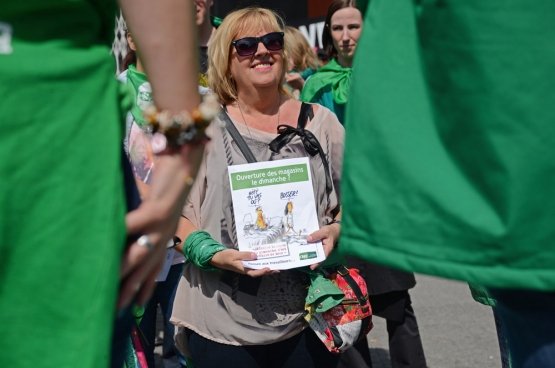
xmin=143 ymin=93 xmax=221 ymax=152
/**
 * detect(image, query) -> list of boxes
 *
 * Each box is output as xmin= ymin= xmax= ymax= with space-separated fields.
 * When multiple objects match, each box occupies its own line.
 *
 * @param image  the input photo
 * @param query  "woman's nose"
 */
xmin=342 ymin=29 xmax=350 ymax=41
xmin=255 ymin=40 xmax=269 ymax=56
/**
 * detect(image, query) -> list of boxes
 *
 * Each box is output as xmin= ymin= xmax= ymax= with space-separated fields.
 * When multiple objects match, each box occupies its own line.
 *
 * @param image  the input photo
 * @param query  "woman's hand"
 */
xmin=119 ymin=204 xmax=173 ymax=310
xmin=285 ymin=73 xmax=306 ymax=91
xmin=118 ymin=146 xmax=204 ymax=310
xmin=210 ymin=249 xmax=279 ymax=277
xmin=307 ymin=222 xmax=341 ymax=270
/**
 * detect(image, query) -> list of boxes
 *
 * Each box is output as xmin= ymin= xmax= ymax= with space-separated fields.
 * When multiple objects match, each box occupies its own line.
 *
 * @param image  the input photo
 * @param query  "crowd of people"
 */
xmin=2 ymin=0 xmax=554 ymax=367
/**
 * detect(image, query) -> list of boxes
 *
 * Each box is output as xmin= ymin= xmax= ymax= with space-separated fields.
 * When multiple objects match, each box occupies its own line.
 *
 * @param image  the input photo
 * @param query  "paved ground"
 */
xmin=367 ymin=274 xmax=501 ymax=368
xmin=154 ymin=274 xmax=502 ymax=368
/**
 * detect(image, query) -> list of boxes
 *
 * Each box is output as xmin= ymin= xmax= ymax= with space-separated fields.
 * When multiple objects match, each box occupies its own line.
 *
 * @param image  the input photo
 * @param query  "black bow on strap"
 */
xmin=269 ymin=104 xmax=333 ymax=195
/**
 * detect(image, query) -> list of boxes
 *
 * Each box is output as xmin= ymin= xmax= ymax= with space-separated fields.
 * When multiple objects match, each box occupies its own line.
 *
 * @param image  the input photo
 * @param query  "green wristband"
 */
xmin=183 ymin=230 xmax=227 ymax=271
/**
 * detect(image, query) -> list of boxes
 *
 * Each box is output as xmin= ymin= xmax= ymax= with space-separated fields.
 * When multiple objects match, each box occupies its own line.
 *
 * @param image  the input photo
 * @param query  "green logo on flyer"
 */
xmin=299 ymin=252 xmax=317 ymax=260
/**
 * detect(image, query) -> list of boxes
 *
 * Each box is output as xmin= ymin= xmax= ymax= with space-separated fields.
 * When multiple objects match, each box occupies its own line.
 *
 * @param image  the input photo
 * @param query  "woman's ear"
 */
xmin=126 ymin=33 xmax=137 ymax=51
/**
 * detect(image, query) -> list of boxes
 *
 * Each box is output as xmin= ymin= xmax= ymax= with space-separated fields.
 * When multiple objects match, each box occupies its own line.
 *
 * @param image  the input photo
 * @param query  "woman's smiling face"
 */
xmin=229 ymin=29 xmax=285 ymax=93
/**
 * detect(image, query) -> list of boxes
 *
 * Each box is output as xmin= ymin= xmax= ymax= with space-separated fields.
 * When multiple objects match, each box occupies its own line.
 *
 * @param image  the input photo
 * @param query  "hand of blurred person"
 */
xmin=210 ymin=249 xmax=280 ymax=277
xmin=118 ymin=143 xmax=205 ymax=310
xmin=307 ymin=223 xmax=341 ymax=270
xmin=285 ymin=72 xmax=306 ymax=91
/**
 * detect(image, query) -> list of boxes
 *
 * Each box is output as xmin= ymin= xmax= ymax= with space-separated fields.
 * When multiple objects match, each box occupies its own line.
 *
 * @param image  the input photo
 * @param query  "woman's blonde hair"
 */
xmin=284 ymin=26 xmax=319 ymax=72
xmin=207 ymin=7 xmax=290 ymax=105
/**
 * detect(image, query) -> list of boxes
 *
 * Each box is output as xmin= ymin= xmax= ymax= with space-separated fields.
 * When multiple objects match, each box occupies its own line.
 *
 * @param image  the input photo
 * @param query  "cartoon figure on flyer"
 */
xmin=284 ymin=201 xmax=301 ymax=235
xmin=255 ymin=206 xmax=268 ymax=231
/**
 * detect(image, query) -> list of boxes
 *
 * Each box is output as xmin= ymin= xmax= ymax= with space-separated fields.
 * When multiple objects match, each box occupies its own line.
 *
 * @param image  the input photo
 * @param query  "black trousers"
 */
xmin=339 ymin=291 xmax=427 ymax=368
xmin=186 ymin=328 xmax=340 ymax=368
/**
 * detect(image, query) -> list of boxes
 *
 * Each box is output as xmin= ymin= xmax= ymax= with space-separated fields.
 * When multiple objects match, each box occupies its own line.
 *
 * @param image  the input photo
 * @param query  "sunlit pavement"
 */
xmin=367 ymin=274 xmax=501 ymax=368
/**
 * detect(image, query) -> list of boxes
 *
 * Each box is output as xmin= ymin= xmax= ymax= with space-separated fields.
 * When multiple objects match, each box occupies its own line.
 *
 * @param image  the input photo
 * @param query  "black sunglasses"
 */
xmin=231 ymin=32 xmax=284 ymax=57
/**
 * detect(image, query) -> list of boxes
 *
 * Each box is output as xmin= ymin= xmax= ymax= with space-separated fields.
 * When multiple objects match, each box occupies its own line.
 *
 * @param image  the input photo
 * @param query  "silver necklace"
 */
xmin=237 ymin=99 xmax=281 ymax=141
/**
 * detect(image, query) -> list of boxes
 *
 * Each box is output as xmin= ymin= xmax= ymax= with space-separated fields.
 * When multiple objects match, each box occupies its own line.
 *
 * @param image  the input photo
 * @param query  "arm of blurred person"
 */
xmin=117 ymin=0 xmax=206 ymax=309
xmin=120 ymin=0 xmax=200 ymax=115
xmin=134 ymin=178 xmax=151 ymax=200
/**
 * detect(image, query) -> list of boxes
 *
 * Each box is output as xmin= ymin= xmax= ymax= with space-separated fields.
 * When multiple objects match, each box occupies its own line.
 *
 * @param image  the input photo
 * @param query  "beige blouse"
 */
xmin=171 ymin=104 xmax=345 ymax=347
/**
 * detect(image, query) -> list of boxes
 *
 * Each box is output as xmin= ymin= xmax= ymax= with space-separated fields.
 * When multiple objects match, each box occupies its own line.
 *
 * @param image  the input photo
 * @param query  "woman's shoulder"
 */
xmin=311 ymin=103 xmax=340 ymax=125
xmin=303 ymin=103 xmax=344 ymax=134
xmin=284 ymin=98 xmax=339 ymax=120
xmin=281 ymin=99 xmax=322 ymax=119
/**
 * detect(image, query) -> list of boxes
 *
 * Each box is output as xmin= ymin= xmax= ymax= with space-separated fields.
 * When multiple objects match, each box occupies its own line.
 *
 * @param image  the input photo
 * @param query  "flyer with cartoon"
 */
xmin=228 ymin=157 xmax=326 ymax=270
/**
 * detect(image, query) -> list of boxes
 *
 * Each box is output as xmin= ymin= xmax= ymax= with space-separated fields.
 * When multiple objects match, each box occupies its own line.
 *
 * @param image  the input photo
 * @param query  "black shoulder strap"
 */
xmin=338 ymin=266 xmax=369 ymax=306
xmin=297 ymin=102 xmax=314 ymax=129
xmin=220 ymin=109 xmax=257 ymax=163
xmin=269 ymin=103 xmax=333 ymax=194
xmin=269 ymin=102 xmax=314 ymax=153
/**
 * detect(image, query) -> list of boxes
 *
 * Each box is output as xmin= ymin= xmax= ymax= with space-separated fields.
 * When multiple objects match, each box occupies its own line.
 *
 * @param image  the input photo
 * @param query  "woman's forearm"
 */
xmin=174 ymin=216 xmax=197 ymax=254
xmin=183 ymin=230 xmax=227 ymax=271
xmin=119 ymin=0 xmax=200 ymax=113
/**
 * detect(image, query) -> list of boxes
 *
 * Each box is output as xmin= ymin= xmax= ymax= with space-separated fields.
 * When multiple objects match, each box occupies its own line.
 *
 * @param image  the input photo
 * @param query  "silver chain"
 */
xmin=237 ymin=98 xmax=281 ymax=141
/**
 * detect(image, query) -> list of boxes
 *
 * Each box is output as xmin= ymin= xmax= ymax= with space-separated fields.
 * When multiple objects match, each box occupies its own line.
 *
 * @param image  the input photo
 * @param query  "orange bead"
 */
xmin=191 ymin=108 xmax=203 ymax=123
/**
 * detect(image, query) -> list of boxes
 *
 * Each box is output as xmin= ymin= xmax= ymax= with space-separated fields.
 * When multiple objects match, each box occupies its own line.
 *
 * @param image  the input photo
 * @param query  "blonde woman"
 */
xmin=284 ymin=26 xmax=320 ymax=98
xmin=170 ymin=7 xmax=344 ymax=368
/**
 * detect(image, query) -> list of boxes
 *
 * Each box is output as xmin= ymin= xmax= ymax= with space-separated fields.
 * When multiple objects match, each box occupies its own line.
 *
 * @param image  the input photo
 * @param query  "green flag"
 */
xmin=341 ymin=0 xmax=555 ymax=291
xmin=126 ymin=64 xmax=152 ymax=127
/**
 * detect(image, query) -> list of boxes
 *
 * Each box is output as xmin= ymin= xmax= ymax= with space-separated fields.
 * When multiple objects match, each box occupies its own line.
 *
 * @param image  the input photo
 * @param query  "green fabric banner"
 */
xmin=340 ymin=0 xmax=555 ymax=291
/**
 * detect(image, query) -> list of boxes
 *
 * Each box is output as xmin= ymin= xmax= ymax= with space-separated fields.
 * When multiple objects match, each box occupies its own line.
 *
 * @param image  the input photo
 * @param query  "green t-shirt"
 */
xmin=1 ymin=2 xmax=127 ymax=367
xmin=341 ymin=0 xmax=555 ymax=291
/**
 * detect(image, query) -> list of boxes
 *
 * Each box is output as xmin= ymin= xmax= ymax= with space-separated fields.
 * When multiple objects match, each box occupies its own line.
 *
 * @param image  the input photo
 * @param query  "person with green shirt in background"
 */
xmin=340 ymin=0 xmax=555 ymax=366
xmin=300 ymin=0 xmax=361 ymax=124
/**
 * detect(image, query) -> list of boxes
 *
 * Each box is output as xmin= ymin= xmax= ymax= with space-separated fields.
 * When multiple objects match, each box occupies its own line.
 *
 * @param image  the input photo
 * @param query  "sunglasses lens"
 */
xmin=233 ymin=33 xmax=284 ymax=56
xmin=263 ymin=33 xmax=284 ymax=51
xmin=235 ymin=38 xmax=257 ymax=56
